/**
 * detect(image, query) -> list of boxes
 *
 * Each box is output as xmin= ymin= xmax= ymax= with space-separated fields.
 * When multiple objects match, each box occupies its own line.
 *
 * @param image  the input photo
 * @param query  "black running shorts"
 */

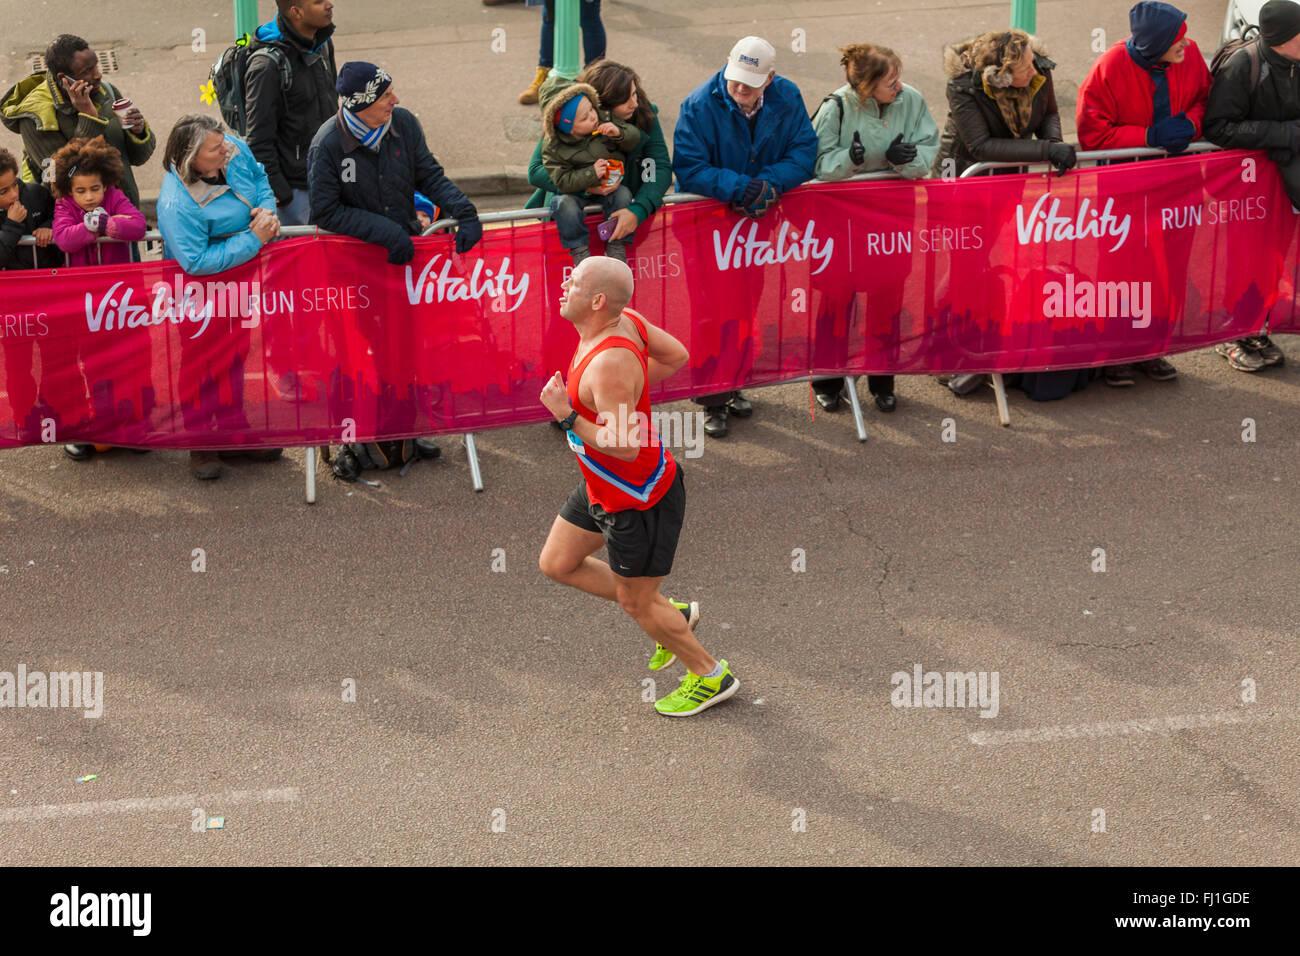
xmin=559 ymin=467 xmax=686 ymax=578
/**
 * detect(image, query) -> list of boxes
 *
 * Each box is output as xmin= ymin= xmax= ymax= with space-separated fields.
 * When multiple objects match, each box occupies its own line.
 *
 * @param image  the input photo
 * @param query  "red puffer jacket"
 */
xmin=1076 ymin=40 xmax=1212 ymax=150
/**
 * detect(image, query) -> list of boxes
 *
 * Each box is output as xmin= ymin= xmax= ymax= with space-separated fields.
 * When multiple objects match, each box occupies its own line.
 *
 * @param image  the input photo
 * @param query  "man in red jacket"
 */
xmin=1076 ymin=1 xmax=1211 ymax=387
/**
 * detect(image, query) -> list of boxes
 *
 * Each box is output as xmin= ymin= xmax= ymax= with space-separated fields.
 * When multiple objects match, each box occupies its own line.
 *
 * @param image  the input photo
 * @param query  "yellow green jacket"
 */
xmin=1 ymin=71 xmax=156 ymax=207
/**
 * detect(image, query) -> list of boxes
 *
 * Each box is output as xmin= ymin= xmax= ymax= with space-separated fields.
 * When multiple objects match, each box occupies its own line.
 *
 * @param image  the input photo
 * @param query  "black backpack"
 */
xmin=1210 ymin=31 xmax=1268 ymax=93
xmin=813 ymin=93 xmax=846 ymax=133
xmin=324 ymin=441 xmax=437 ymax=485
xmin=209 ymin=34 xmax=292 ymax=135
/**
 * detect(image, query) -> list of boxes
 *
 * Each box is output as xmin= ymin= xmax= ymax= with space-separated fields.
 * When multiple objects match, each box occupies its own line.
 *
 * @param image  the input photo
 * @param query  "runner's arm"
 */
xmin=586 ymin=350 xmax=646 ymax=463
xmin=641 ymin=319 xmax=689 ymax=385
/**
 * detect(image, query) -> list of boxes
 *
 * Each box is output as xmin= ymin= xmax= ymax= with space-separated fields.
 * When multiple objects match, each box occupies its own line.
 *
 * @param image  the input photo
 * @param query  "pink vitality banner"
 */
xmin=1 ymin=148 xmax=1297 ymax=449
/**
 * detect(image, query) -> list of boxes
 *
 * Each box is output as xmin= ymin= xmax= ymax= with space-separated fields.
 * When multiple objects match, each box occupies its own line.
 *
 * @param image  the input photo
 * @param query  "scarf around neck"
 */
xmin=342 ymin=107 xmax=391 ymax=152
xmin=983 ymin=72 xmax=1045 ymax=138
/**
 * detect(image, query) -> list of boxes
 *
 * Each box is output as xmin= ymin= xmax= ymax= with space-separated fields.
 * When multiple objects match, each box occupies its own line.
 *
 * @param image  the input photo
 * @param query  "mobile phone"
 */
xmin=597 ymin=218 xmax=617 ymax=241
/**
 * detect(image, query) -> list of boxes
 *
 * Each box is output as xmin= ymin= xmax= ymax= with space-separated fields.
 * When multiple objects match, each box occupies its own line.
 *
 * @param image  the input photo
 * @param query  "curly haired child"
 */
xmin=50 ymin=136 xmax=146 ymax=267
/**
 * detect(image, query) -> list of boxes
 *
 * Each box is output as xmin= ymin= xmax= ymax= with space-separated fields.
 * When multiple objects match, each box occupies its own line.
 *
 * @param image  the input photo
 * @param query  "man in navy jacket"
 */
xmin=673 ymin=36 xmax=817 ymax=437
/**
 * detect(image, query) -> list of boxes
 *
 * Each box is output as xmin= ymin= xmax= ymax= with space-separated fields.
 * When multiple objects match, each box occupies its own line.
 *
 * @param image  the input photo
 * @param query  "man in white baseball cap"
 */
xmin=672 ymin=35 xmax=817 ymax=437
xmin=725 ymin=35 xmax=776 ymax=90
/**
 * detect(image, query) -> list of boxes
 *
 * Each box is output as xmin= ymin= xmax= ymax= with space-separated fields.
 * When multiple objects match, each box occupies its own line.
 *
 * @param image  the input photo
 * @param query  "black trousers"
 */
xmin=692 ymin=390 xmax=739 ymax=408
xmin=813 ymin=375 xmax=894 ymax=396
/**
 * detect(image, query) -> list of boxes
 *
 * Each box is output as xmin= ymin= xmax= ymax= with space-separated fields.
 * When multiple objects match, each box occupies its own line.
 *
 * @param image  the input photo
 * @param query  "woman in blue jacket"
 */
xmin=157 ymin=114 xmax=282 ymax=480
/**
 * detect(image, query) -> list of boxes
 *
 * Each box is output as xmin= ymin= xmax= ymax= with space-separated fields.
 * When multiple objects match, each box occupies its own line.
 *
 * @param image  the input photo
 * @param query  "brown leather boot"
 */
xmin=190 ymin=451 xmax=222 ymax=480
xmin=518 ymin=66 xmax=549 ymax=105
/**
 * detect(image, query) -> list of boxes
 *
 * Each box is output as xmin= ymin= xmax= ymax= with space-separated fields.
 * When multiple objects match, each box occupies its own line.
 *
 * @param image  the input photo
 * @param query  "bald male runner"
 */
xmin=538 ymin=257 xmax=739 ymax=717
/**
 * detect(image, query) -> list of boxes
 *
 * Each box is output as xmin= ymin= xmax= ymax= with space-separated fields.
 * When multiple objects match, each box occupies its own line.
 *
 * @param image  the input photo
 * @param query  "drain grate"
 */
xmin=29 ymin=47 xmax=119 ymax=75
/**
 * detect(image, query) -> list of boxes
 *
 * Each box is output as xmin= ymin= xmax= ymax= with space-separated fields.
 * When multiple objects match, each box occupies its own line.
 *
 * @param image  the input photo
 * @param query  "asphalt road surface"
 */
xmin=2 ymin=341 xmax=1297 ymax=865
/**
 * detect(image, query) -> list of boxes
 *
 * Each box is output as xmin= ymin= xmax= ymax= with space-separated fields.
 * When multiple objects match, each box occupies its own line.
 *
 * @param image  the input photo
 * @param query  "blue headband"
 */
xmin=557 ymin=96 xmax=585 ymax=134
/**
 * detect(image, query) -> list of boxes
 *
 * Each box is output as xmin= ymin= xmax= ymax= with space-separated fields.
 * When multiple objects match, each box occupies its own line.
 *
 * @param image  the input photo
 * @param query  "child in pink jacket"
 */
xmin=51 ymin=136 xmax=146 ymax=266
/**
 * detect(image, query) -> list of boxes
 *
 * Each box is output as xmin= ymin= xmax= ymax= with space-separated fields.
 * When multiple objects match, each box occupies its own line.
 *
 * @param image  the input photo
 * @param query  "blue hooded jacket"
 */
xmin=673 ymin=69 xmax=817 ymax=202
xmin=157 ymin=135 xmax=277 ymax=276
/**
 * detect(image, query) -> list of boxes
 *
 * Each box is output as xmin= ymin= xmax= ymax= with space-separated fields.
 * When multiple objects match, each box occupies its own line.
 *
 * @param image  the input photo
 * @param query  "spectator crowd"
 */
xmin=2 ymin=0 xmax=1299 ymax=468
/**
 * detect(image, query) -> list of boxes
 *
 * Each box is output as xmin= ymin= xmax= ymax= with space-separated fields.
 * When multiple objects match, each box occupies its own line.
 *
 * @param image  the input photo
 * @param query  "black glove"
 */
xmin=739 ymin=178 xmax=765 ymax=207
xmin=1047 ymin=142 xmax=1077 ymax=176
xmin=1147 ymin=112 xmax=1196 ymax=152
xmin=748 ymin=181 xmax=780 ymax=218
xmin=885 ymin=133 xmax=917 ymax=165
xmin=388 ymin=234 xmax=415 ymax=265
xmin=849 ymin=131 xmax=865 ymax=166
xmin=454 ymin=216 xmax=482 ymax=255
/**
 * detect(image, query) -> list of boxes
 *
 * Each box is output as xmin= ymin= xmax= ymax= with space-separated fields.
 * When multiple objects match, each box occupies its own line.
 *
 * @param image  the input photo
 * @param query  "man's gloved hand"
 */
xmin=849 ymin=131 xmax=866 ymax=166
xmin=1047 ymin=142 xmax=1077 ymax=176
xmin=388 ymin=234 xmax=415 ymax=265
xmin=738 ymin=178 xmax=765 ymax=208
xmin=885 ymin=133 xmax=917 ymax=165
xmin=747 ymin=181 xmax=780 ymax=218
xmin=455 ymin=216 xmax=483 ymax=255
xmin=1147 ymin=112 xmax=1196 ymax=153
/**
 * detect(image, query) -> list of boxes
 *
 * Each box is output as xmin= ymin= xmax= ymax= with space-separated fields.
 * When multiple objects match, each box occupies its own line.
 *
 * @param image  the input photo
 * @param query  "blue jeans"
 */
xmin=276 ymin=188 xmax=312 ymax=227
xmin=549 ymin=186 xmax=631 ymax=250
xmin=539 ymin=0 xmax=605 ymax=68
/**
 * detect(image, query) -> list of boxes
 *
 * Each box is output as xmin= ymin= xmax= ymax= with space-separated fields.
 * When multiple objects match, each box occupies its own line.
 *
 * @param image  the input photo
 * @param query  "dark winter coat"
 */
xmin=1204 ymin=40 xmax=1300 ymax=154
xmin=307 ymin=106 xmax=477 ymax=261
xmin=245 ymin=15 xmax=339 ymax=205
xmin=933 ymin=40 xmax=1063 ymax=177
xmin=0 ymin=180 xmax=59 ymax=270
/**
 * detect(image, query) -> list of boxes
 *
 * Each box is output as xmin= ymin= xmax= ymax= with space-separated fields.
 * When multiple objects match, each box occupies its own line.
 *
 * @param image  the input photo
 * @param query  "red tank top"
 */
xmin=565 ymin=308 xmax=677 ymax=512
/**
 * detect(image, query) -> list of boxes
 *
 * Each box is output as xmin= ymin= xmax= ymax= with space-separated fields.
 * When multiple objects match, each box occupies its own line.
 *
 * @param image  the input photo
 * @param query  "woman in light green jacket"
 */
xmin=810 ymin=44 xmax=940 ymax=412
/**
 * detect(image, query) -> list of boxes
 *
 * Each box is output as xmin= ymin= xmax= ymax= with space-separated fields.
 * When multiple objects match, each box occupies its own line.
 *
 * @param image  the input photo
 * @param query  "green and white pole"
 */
xmin=1011 ymin=0 xmax=1037 ymax=33
xmin=551 ymin=0 xmax=582 ymax=80
xmin=234 ymin=0 xmax=260 ymax=43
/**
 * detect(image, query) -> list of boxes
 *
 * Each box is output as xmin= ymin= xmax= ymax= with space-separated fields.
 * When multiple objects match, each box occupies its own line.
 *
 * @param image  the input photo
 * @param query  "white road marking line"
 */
xmin=969 ymin=709 xmax=1294 ymax=747
xmin=0 ymin=787 xmax=300 ymax=824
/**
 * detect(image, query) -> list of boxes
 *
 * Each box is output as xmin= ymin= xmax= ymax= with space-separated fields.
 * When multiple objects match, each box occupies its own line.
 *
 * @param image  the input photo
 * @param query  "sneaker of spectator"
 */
xmin=1240 ymin=335 xmax=1285 ymax=366
xmin=1104 ymin=364 xmax=1137 ymax=387
xmin=1214 ymin=340 xmax=1267 ymax=372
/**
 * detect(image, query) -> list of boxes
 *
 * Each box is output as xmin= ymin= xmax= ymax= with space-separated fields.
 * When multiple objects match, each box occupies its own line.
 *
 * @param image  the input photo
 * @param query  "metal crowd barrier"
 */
xmin=12 ymin=170 xmax=903 ymax=500
xmin=11 ymin=151 xmax=1219 ymax=500
xmin=957 ymin=141 xmax=1221 ymax=427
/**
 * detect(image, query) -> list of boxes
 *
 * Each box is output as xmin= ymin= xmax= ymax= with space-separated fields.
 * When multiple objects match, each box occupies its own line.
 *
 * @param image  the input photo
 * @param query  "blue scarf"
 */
xmin=341 ymin=107 xmax=391 ymax=152
xmin=1125 ymin=38 xmax=1172 ymax=124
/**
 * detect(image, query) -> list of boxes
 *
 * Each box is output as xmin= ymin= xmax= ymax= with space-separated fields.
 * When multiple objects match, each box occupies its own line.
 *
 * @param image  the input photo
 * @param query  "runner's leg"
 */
xmin=613 ymin=575 xmax=715 ymax=675
xmin=538 ymin=515 xmax=618 ymax=601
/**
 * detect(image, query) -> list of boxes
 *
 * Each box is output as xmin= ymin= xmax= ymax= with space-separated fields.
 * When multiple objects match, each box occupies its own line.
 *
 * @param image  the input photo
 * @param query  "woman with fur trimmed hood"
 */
xmin=934 ymin=30 xmax=1091 ymax=403
xmin=932 ymin=29 xmax=1076 ymax=178
xmin=541 ymin=81 xmax=642 ymax=263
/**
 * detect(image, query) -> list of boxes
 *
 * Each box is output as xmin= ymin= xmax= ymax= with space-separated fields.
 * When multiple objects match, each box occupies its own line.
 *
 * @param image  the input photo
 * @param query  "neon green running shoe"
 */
xmin=649 ymin=600 xmax=700 ymax=671
xmin=654 ymin=660 xmax=739 ymax=717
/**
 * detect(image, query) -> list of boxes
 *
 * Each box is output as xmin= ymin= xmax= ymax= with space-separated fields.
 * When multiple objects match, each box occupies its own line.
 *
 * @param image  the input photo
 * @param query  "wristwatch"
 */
xmin=558 ymin=410 xmax=579 ymax=431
